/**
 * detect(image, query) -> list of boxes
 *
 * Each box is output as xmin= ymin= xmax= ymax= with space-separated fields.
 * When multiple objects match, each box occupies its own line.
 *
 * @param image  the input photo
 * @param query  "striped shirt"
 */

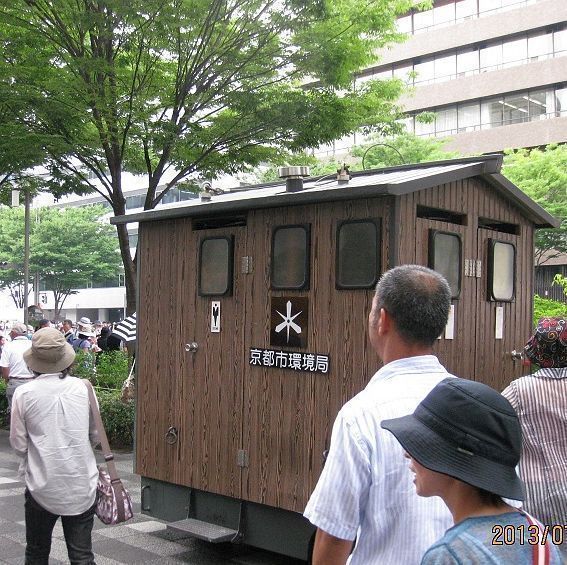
xmin=502 ymin=368 xmax=567 ymax=526
xmin=304 ymin=356 xmax=454 ymax=565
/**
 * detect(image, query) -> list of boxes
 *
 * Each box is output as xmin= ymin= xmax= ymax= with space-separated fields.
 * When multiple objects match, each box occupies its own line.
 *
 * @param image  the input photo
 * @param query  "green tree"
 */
xmin=0 ymin=204 xmax=121 ymax=318
xmin=0 ymin=0 xmax=428 ymax=312
xmin=256 ymin=132 xmax=460 ymax=182
xmin=502 ymin=145 xmax=567 ymax=265
xmin=352 ymin=131 xmax=460 ymax=169
xmin=533 ymin=295 xmax=567 ymax=327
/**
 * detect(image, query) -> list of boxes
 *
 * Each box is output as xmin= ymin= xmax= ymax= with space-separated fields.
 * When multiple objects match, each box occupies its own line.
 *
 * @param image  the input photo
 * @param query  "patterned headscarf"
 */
xmin=524 ymin=317 xmax=567 ymax=368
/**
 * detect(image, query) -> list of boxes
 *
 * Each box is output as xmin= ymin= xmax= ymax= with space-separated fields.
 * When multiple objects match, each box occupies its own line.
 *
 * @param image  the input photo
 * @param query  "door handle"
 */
xmin=184 ymin=342 xmax=199 ymax=353
xmin=510 ymin=349 xmax=523 ymax=361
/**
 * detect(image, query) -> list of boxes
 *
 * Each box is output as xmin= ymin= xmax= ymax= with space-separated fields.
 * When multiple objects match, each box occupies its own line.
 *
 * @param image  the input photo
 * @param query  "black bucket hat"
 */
xmin=381 ymin=377 xmax=524 ymax=501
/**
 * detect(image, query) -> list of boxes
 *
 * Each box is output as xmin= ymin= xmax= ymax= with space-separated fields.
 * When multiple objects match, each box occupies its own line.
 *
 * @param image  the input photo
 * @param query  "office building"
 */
xmin=319 ymin=0 xmax=567 ymax=157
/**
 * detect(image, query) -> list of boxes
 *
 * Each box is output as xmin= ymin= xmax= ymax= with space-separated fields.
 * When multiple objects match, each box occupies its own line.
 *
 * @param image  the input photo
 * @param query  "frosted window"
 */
xmin=414 ymin=9 xmax=434 ymax=32
xmin=429 ymin=231 xmax=461 ymax=299
xmin=199 ymin=237 xmax=232 ymax=296
xmin=554 ymin=27 xmax=567 ymax=55
xmin=337 ymin=221 xmax=380 ymax=289
xmin=489 ymin=241 xmax=515 ymax=301
xmin=272 ymin=226 xmax=309 ymax=289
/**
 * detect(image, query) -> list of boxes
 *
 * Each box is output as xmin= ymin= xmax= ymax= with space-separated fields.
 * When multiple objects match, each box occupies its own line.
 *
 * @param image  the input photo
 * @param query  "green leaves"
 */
xmin=0 ymin=203 xmax=121 ymax=314
xmin=502 ymin=145 xmax=567 ymax=263
xmin=1 ymin=0 xmax=418 ymax=312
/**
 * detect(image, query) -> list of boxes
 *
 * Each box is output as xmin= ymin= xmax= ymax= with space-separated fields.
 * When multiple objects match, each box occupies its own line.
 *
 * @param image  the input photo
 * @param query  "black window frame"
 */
xmin=335 ymin=218 xmax=382 ymax=290
xmin=198 ymin=235 xmax=234 ymax=297
xmin=270 ymin=224 xmax=311 ymax=290
xmin=487 ymin=238 xmax=516 ymax=302
xmin=428 ymin=229 xmax=463 ymax=300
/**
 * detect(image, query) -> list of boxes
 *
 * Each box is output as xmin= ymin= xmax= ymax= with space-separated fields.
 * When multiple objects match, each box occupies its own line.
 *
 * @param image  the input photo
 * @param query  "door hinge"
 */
xmin=241 ymin=256 xmax=252 ymax=274
xmin=464 ymin=259 xmax=482 ymax=278
xmin=237 ymin=449 xmax=249 ymax=468
xmin=475 ymin=260 xmax=482 ymax=278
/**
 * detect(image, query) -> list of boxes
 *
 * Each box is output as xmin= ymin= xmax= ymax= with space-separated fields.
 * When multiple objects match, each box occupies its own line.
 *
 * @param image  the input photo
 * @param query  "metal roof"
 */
xmin=111 ymin=155 xmax=558 ymax=229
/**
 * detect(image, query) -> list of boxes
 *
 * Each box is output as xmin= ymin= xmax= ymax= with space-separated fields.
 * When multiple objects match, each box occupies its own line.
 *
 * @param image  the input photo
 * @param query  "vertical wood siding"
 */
xmin=397 ymin=177 xmax=533 ymax=390
xmin=136 ymin=176 xmax=536 ymax=514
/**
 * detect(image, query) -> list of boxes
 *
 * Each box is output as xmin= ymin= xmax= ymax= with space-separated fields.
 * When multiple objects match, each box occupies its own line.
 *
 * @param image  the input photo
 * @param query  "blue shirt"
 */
xmin=422 ymin=512 xmax=563 ymax=564
xmin=304 ymin=355 xmax=454 ymax=564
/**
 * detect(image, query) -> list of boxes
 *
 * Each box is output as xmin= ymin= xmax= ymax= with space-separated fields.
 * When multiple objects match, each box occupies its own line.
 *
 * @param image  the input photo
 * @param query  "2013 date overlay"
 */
xmin=492 ymin=524 xmax=566 ymax=546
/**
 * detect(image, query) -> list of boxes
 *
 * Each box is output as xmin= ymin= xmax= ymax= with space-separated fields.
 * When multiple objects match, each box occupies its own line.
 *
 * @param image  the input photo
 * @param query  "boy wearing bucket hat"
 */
xmin=9 ymin=328 xmax=99 ymax=564
xmin=382 ymin=378 xmax=562 ymax=563
xmin=502 ymin=317 xmax=567 ymax=558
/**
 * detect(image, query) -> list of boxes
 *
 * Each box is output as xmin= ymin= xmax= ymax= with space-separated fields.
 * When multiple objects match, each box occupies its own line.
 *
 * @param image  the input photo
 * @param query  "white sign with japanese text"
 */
xmin=249 ymin=348 xmax=330 ymax=375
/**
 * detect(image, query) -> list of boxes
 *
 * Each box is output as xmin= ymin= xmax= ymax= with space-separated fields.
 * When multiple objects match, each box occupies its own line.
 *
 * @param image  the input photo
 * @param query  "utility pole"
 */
xmin=23 ymin=188 xmax=30 ymax=326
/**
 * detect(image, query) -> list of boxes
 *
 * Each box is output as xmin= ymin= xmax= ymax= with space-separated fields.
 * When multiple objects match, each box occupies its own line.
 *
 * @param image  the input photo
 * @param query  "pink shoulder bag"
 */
xmin=84 ymin=380 xmax=134 ymax=525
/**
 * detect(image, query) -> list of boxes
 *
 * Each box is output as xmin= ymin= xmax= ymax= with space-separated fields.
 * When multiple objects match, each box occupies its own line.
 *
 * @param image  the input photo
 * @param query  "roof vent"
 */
xmin=336 ymin=164 xmax=351 ymax=185
xmin=278 ymin=166 xmax=310 ymax=192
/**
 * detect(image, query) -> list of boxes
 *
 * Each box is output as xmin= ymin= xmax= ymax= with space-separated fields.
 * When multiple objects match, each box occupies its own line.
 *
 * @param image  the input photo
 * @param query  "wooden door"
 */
xmin=136 ymin=218 xmax=194 ymax=484
xmin=415 ymin=217 xmax=475 ymax=379
xmin=178 ymin=225 xmax=247 ymax=498
xmin=474 ymin=228 xmax=525 ymax=390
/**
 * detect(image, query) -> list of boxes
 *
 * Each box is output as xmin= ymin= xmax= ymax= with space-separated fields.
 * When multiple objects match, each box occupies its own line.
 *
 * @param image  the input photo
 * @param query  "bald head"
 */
xmin=373 ymin=265 xmax=451 ymax=347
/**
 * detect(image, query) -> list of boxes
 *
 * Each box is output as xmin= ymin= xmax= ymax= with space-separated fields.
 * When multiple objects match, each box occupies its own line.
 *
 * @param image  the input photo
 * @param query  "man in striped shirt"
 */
xmin=304 ymin=265 xmax=454 ymax=564
xmin=502 ymin=317 xmax=567 ymax=559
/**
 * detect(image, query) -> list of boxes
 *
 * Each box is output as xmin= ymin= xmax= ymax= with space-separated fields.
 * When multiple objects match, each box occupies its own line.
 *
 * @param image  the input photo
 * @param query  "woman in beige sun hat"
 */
xmin=10 ymin=327 xmax=100 ymax=564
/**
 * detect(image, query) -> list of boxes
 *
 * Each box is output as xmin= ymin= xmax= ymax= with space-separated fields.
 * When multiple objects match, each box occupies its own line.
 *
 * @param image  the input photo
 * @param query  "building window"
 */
xmin=271 ymin=225 xmax=310 ymax=290
xmin=456 ymin=0 xmax=477 ymax=21
xmin=199 ymin=237 xmax=233 ymax=296
xmin=410 ymin=84 xmax=566 ymax=138
xmin=413 ymin=8 xmax=434 ymax=33
xmin=458 ymin=102 xmax=481 ymax=132
xmin=501 ymin=93 xmax=529 ymax=125
xmin=481 ymin=97 xmax=503 ymax=128
xmin=414 ymin=58 xmax=435 ymax=84
xmin=480 ymin=44 xmax=502 ymax=72
xmin=528 ymin=31 xmax=553 ymax=60
xmin=502 ymin=37 xmax=527 ymax=68
xmin=457 ymin=48 xmax=479 ymax=76
xmin=488 ymin=240 xmax=516 ymax=301
xmin=429 ymin=230 xmax=462 ymax=299
xmin=555 ymin=86 xmax=567 ymax=116
xmin=336 ymin=220 xmax=381 ymax=289
xmin=527 ymin=90 xmax=550 ymax=120
xmin=435 ymin=107 xmax=458 ymax=135
xmin=434 ymin=53 xmax=457 ymax=82
xmin=554 ymin=26 xmax=567 ymax=55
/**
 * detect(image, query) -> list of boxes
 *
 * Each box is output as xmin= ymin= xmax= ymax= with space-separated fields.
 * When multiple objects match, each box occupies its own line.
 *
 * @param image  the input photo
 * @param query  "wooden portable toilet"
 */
xmin=112 ymin=154 xmax=557 ymax=560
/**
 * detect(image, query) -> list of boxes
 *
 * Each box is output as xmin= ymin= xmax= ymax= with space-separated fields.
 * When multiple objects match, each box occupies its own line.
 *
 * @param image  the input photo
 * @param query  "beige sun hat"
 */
xmin=23 ymin=327 xmax=76 ymax=374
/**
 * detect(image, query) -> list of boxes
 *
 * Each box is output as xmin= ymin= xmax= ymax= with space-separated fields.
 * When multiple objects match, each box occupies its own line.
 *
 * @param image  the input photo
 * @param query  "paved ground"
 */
xmin=0 ymin=430 xmax=303 ymax=564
